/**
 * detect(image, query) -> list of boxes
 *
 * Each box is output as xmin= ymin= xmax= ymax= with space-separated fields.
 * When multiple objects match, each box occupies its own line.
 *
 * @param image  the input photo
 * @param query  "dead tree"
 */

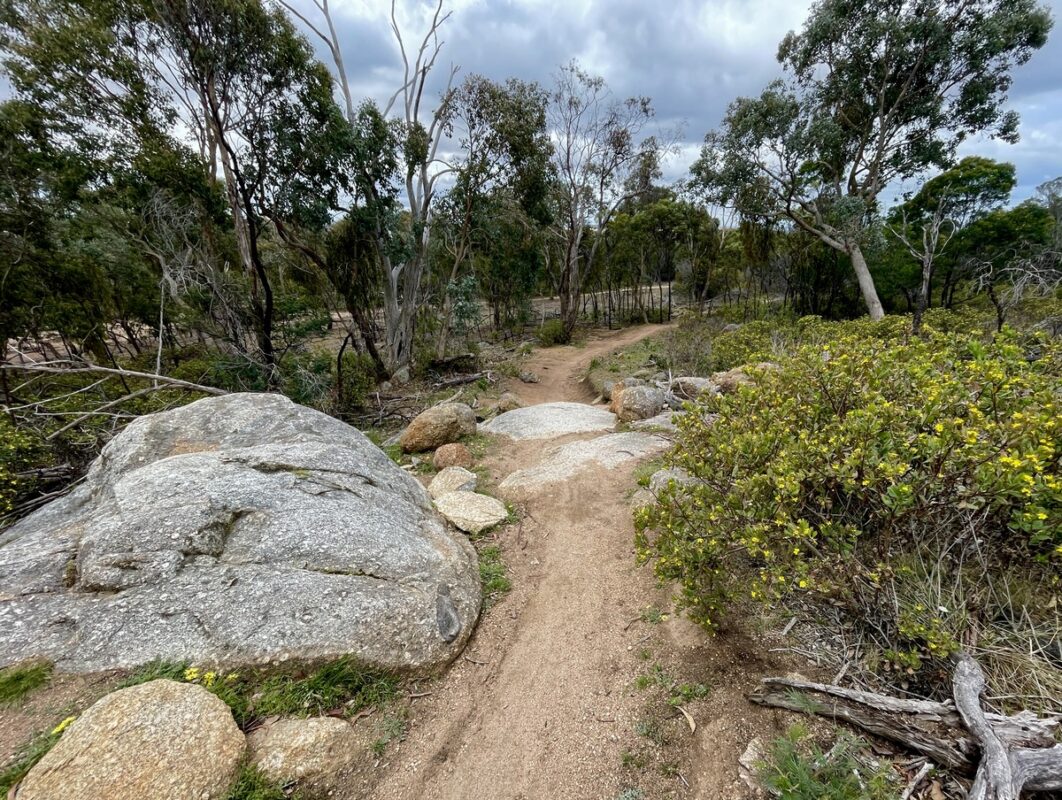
xmin=750 ymin=653 xmax=1062 ymax=798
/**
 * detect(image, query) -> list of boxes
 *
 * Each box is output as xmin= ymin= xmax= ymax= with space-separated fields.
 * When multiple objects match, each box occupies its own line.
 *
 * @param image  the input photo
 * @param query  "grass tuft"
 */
xmin=0 ymin=660 xmax=53 ymax=705
xmin=478 ymin=545 xmax=512 ymax=607
xmin=224 ymin=763 xmax=291 ymax=800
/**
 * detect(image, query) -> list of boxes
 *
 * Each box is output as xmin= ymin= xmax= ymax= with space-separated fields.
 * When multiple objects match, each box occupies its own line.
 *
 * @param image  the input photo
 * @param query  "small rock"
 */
xmin=612 ymin=385 xmax=666 ymax=422
xmin=738 ymin=736 xmax=767 ymax=793
xmin=433 ymin=443 xmax=473 ymax=470
xmin=391 ymin=366 xmax=412 ymax=385
xmin=428 ymin=466 xmax=478 ymax=499
xmin=648 ymin=467 xmax=695 ymax=494
xmin=602 ymin=376 xmax=645 ymax=401
xmin=434 ymin=491 xmax=509 ymax=534
xmin=630 ymin=488 xmax=655 ymax=510
xmin=518 ymin=370 xmax=540 ymax=384
xmin=494 ymin=392 xmax=523 ymax=413
xmin=711 ymin=362 xmax=779 ymax=394
xmin=400 ymin=402 xmax=477 ymax=452
xmin=670 ymin=376 xmax=718 ymax=400
xmin=248 ymin=717 xmax=362 ymax=793
xmin=17 ymin=679 xmax=244 ymax=800
xmin=630 ymin=411 xmax=684 ymax=433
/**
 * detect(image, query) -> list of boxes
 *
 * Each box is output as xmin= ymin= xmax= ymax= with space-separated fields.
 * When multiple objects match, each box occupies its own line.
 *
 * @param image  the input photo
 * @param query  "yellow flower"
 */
xmin=183 ymin=667 xmax=200 ymax=682
xmin=51 ymin=716 xmax=76 ymax=736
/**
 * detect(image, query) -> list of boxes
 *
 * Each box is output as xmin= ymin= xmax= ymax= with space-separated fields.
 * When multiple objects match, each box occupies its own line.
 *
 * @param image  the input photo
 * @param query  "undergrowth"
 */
xmin=637 ymin=312 xmax=1062 ymax=709
xmin=121 ymin=656 xmax=398 ymax=727
xmin=758 ymin=726 xmax=900 ymax=800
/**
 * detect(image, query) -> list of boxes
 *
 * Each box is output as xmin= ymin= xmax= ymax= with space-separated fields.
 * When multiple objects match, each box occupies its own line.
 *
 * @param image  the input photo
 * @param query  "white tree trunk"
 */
xmin=849 ymin=243 xmax=885 ymax=321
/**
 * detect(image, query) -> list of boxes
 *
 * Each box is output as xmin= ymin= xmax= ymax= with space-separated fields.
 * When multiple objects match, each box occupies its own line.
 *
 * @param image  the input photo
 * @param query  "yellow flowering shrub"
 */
xmin=636 ymin=317 xmax=1061 ymax=676
xmin=0 ymin=418 xmax=37 ymax=517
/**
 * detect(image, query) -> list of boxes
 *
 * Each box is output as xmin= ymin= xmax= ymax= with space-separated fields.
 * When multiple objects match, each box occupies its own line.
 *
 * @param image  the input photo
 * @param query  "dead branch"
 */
xmin=749 ymin=655 xmax=1062 ymax=796
xmin=2 ymin=360 xmax=227 ymax=397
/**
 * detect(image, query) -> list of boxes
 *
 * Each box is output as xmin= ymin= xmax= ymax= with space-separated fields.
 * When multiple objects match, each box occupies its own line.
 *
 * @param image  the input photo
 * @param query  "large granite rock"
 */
xmin=0 ymin=393 xmax=480 ymax=673
xmin=400 ymin=402 xmax=476 ymax=453
xmin=17 ymin=679 xmax=244 ymax=800
xmin=480 ymin=402 xmax=616 ymax=441
xmin=498 ymin=432 xmax=669 ymax=498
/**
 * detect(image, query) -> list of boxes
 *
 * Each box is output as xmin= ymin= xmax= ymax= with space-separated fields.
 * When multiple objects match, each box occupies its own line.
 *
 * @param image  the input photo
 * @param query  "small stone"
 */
xmin=434 ymin=491 xmax=509 ymax=534
xmin=400 ymin=402 xmax=477 ymax=452
xmin=494 ymin=392 xmax=523 ymax=413
xmin=248 ymin=717 xmax=363 ymax=793
xmin=518 ymin=370 xmax=540 ymax=384
xmin=428 ymin=466 xmax=478 ymax=499
xmin=612 ymin=385 xmax=666 ymax=422
xmin=433 ymin=443 xmax=473 ymax=470
xmin=648 ymin=467 xmax=695 ymax=494
xmin=17 ymin=679 xmax=244 ymax=800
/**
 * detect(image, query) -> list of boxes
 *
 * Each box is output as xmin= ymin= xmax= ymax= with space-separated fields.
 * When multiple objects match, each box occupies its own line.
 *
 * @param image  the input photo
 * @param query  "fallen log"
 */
xmin=749 ymin=655 xmax=1062 ymax=796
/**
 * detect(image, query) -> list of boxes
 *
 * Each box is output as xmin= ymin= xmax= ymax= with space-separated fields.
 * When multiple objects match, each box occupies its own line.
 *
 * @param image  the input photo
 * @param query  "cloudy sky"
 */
xmin=311 ymin=0 xmax=1062 ymax=204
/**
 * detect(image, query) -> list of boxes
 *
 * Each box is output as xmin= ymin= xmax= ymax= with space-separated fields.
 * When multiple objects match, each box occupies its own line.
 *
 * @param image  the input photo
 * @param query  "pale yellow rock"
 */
xmin=18 ymin=679 xmax=244 ymax=800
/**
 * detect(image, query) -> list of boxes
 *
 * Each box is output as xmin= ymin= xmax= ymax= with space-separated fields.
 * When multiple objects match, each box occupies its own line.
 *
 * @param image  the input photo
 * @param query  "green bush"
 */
xmin=0 ymin=417 xmax=39 ymax=517
xmin=535 ymin=318 xmax=568 ymax=347
xmin=637 ymin=317 xmax=1061 ymax=698
xmin=335 ymin=351 xmax=378 ymax=413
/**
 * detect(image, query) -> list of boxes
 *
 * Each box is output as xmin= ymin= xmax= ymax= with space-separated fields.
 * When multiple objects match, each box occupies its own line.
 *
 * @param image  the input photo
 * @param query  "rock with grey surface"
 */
xmin=248 ymin=716 xmax=364 ymax=795
xmin=481 ymin=402 xmax=616 ymax=441
xmin=611 ymin=385 xmax=666 ymax=422
xmin=0 ymin=393 xmax=479 ymax=673
xmin=498 ymin=432 xmax=669 ymax=498
xmin=428 ymin=466 xmax=478 ymax=499
xmin=400 ymin=402 xmax=477 ymax=452
xmin=434 ymin=491 xmax=509 ymax=534
xmin=17 ymin=679 xmax=244 ymax=800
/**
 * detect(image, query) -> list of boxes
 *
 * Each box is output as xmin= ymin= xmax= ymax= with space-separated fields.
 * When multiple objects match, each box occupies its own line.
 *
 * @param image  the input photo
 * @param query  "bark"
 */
xmin=849 ymin=242 xmax=885 ymax=320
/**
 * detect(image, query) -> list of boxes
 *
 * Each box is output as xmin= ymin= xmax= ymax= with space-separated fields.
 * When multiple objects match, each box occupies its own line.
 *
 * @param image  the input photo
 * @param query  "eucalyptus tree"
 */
xmin=432 ymin=75 xmax=552 ymax=357
xmin=2 ymin=0 xmax=351 ymax=378
xmin=692 ymin=0 xmax=1052 ymax=321
xmin=887 ymin=156 xmax=1015 ymax=330
xmin=282 ymin=0 xmax=459 ymax=377
xmin=549 ymin=60 xmax=662 ymax=339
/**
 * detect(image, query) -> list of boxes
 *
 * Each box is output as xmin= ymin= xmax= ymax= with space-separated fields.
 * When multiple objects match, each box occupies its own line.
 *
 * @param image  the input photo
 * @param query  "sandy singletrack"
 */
xmin=368 ymin=324 xmax=791 ymax=800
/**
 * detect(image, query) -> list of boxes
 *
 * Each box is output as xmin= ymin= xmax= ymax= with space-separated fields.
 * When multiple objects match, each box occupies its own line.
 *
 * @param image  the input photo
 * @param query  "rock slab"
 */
xmin=428 ymin=466 xmax=478 ymax=499
xmin=434 ymin=491 xmax=509 ymax=535
xmin=18 ymin=679 xmax=244 ymax=800
xmin=0 ymin=393 xmax=480 ymax=673
xmin=400 ymin=402 xmax=476 ymax=452
xmin=481 ymin=402 xmax=616 ymax=441
xmin=498 ymin=432 xmax=670 ymax=498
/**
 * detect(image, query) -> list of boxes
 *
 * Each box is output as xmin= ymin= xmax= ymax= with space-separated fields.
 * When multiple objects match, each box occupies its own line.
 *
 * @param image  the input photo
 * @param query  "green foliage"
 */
xmin=637 ymin=316 xmax=1061 ymax=689
xmin=0 ymin=417 xmax=40 ymax=517
xmin=336 ymin=351 xmax=378 ymax=414
xmin=758 ymin=726 xmax=900 ymax=800
xmin=478 ymin=545 xmax=512 ymax=606
xmin=535 ymin=318 xmax=569 ymax=346
xmin=0 ymin=660 xmax=52 ymax=704
xmin=120 ymin=657 xmax=397 ymax=727
xmin=224 ymin=764 xmax=291 ymax=800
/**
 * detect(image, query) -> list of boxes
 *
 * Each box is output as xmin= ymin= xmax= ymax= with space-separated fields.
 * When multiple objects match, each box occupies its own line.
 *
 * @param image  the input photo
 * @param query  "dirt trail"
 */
xmin=507 ymin=323 xmax=672 ymax=406
xmin=370 ymin=324 xmax=789 ymax=800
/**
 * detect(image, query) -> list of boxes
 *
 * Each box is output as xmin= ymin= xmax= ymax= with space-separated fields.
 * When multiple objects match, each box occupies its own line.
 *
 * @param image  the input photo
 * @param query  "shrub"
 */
xmin=637 ymin=318 xmax=1061 ymax=701
xmin=536 ymin=318 xmax=568 ymax=347
xmin=0 ymin=418 xmax=39 ymax=517
xmin=335 ymin=351 xmax=377 ymax=413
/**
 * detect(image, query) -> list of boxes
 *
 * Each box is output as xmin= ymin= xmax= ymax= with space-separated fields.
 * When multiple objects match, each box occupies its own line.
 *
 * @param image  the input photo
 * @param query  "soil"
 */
xmin=365 ymin=323 xmax=800 ymax=800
